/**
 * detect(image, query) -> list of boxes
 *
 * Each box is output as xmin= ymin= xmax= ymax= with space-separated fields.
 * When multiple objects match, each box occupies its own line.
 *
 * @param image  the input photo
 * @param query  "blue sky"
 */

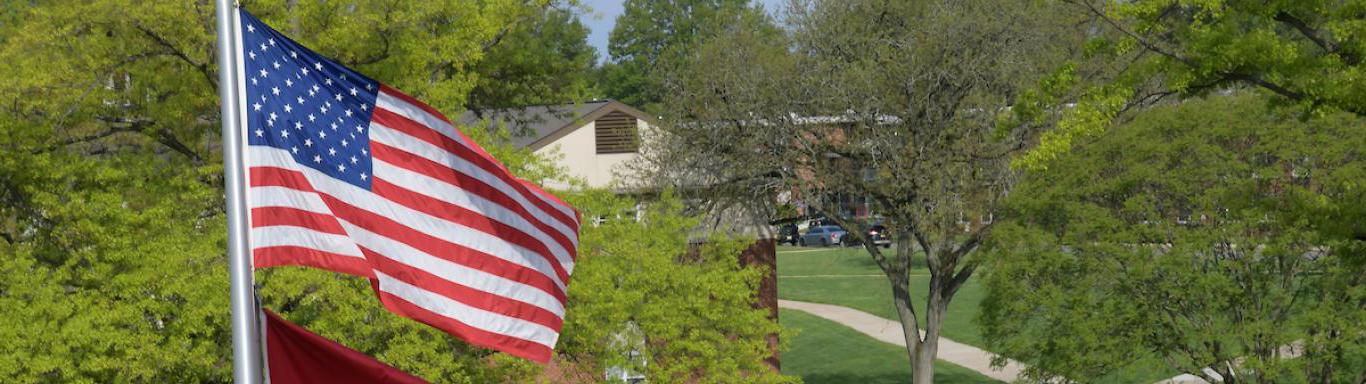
xmin=576 ymin=0 xmax=786 ymax=63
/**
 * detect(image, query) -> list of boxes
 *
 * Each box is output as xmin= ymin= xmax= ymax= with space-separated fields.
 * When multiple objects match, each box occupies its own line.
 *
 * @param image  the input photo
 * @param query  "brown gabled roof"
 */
xmin=457 ymin=100 xmax=656 ymax=151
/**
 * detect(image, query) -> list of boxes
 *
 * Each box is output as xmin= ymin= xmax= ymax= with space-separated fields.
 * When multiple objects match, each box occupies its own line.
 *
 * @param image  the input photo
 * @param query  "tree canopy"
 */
xmin=598 ymin=0 xmax=772 ymax=112
xmin=981 ymin=94 xmax=1366 ymax=383
xmin=1012 ymin=0 xmax=1366 ymax=169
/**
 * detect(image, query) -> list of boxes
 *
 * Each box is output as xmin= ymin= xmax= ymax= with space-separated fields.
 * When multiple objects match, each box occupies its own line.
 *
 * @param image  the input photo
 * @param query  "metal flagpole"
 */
xmin=214 ymin=0 xmax=264 ymax=383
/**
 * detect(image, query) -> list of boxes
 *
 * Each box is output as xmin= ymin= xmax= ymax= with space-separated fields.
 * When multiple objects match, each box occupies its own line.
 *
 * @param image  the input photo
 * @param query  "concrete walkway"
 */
xmin=778 ymin=299 xmax=1028 ymax=382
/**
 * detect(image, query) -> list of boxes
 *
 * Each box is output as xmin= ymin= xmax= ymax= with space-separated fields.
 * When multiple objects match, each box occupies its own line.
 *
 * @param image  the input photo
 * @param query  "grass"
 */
xmin=776 ymin=245 xmax=987 ymax=346
xmin=776 ymin=245 xmax=1177 ymax=383
xmin=781 ymin=309 xmax=1000 ymax=384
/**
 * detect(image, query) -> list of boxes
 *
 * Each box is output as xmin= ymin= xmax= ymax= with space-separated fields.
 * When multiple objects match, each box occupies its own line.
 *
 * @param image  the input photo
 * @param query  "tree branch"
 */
xmin=134 ymin=23 xmax=216 ymax=88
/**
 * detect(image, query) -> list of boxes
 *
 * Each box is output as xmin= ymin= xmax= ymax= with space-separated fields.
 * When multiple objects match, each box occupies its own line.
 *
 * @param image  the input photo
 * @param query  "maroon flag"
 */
xmin=263 ymin=309 xmax=427 ymax=384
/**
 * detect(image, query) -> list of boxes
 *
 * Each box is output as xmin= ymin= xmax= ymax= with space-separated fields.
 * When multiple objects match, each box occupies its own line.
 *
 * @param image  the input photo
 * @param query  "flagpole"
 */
xmin=214 ymin=0 xmax=264 ymax=383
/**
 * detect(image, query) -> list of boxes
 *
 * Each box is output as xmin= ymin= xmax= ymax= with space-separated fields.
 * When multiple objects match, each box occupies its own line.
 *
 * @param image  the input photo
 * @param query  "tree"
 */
xmin=0 ymin=1 xmax=564 ymax=382
xmin=640 ymin=1 xmax=1085 ymax=382
xmin=980 ymin=94 xmax=1366 ymax=383
xmin=554 ymin=190 xmax=794 ymax=384
xmin=599 ymin=0 xmax=769 ymax=112
xmin=465 ymin=3 xmax=598 ymax=114
xmin=1011 ymin=0 xmax=1366 ymax=168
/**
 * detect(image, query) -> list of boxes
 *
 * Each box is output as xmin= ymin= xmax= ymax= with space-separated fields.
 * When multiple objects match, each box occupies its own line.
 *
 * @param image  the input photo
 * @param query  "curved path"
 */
xmin=779 ymin=299 xmax=1027 ymax=382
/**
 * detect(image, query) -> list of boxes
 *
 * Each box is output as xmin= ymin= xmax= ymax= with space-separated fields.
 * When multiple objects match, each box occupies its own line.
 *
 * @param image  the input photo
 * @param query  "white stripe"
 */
xmin=374 ymin=92 xmax=579 ymax=225
xmin=250 ymin=225 xmax=363 ymax=258
xmin=376 ymin=271 xmax=560 ymax=348
xmin=371 ymin=122 xmax=579 ymax=248
xmin=248 ymin=145 xmax=568 ymax=293
xmin=248 ymin=186 xmax=330 ymax=214
xmin=340 ymin=221 xmax=565 ymax=317
xmin=373 ymin=158 xmax=576 ymax=274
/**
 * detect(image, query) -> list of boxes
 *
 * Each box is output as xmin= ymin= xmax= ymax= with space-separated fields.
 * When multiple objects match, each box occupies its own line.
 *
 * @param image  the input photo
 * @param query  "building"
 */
xmin=458 ymin=100 xmax=656 ymax=190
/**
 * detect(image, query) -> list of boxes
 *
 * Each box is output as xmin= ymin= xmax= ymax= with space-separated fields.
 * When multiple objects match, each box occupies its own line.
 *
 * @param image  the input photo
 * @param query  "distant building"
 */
xmin=458 ymin=100 xmax=656 ymax=190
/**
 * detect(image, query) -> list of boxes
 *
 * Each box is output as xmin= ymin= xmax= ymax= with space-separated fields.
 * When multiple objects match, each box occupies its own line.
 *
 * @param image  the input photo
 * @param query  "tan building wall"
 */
xmin=533 ymin=119 xmax=651 ymax=190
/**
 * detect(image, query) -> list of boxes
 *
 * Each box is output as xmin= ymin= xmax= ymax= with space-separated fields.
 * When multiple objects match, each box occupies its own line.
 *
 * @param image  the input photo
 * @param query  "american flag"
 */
xmin=235 ymin=9 xmax=580 ymax=363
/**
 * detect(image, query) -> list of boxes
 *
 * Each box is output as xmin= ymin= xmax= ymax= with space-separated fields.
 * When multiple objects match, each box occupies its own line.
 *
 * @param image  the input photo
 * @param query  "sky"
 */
xmin=576 ymin=0 xmax=786 ymax=63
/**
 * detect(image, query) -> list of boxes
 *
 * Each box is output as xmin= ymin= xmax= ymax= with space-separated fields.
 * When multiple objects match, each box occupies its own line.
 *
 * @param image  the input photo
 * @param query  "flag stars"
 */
xmin=324 ymin=78 xmax=333 ymax=86
xmin=360 ymin=173 xmax=368 ymax=180
xmin=334 ymin=94 xmax=343 ymax=102
xmin=360 ymin=103 xmax=368 ymax=111
xmin=330 ymin=122 xmax=338 ymax=130
xmin=296 ymin=96 xmax=305 ymax=105
xmin=284 ymin=104 xmax=292 ymax=113
xmin=328 ymin=148 xmax=337 ymax=156
xmin=304 ymin=139 xmax=313 ymax=147
xmin=248 ymin=51 xmax=257 ymax=60
xmin=271 ymin=87 xmax=280 ymax=95
xmin=313 ymin=155 xmax=322 ymax=163
xmin=259 ymin=43 xmax=268 ymax=51
xmin=337 ymin=164 xmax=346 ymax=172
xmin=269 ymin=112 xmax=278 ymax=120
xmin=308 ymin=114 xmax=316 ymax=122
xmin=350 ymin=156 xmax=358 ymax=164
xmin=247 ymin=24 xmax=255 ymax=33
xmin=285 ymin=79 xmax=293 ymax=87
xmin=259 ymin=69 xmax=268 ymax=78
xmin=294 ymin=121 xmax=302 ymax=130
xmin=314 ymin=62 xmax=323 ymax=71
xmin=268 ymin=38 xmax=276 ymax=46
xmin=280 ymin=130 xmax=289 ymax=138
xmin=290 ymin=50 xmax=298 ymax=59
xmin=320 ymin=106 xmax=329 ymax=114
xmin=301 ymin=67 xmax=310 ymax=76
xmin=291 ymin=146 xmax=298 ymax=154
xmin=344 ymin=109 xmax=353 ymax=117
xmin=254 ymin=129 xmax=263 ymax=137
xmin=319 ymin=131 xmax=327 ymax=139
xmin=272 ymin=61 xmax=281 ymax=69
xmin=349 ymin=87 xmax=358 ymax=96
xmin=252 ymin=102 xmax=262 ymax=111
xmin=341 ymin=139 xmax=348 ymax=147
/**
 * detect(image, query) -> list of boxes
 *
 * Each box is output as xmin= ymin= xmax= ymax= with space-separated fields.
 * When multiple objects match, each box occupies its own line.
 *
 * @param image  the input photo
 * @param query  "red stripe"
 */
xmin=370 ymin=176 xmax=572 ymax=285
xmin=320 ymin=193 xmax=569 ymax=304
xmin=371 ymin=108 xmax=580 ymax=233
xmin=372 ymin=142 xmax=577 ymax=260
xmin=363 ymin=248 xmax=564 ymax=330
xmin=253 ymin=246 xmax=373 ymax=277
xmin=374 ymin=289 xmax=554 ymax=363
xmin=250 ymin=166 xmax=311 ymax=190
xmin=251 ymin=206 xmax=346 ymax=234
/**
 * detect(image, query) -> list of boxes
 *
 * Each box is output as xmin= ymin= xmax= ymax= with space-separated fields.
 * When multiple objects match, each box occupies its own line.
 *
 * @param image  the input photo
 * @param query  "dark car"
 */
xmin=777 ymin=224 xmax=800 ymax=246
xmin=867 ymin=224 xmax=891 ymax=248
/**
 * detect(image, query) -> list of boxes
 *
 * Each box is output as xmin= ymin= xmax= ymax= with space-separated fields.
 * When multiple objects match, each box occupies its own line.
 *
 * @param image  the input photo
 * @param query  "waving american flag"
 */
xmin=235 ymin=9 xmax=580 ymax=363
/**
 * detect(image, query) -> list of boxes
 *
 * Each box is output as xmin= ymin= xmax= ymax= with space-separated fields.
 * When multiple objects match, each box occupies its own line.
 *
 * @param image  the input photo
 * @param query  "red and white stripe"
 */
xmin=247 ymin=85 xmax=580 ymax=362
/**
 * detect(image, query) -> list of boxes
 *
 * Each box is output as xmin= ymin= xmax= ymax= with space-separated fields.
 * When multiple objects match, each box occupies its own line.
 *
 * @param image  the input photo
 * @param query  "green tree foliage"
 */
xmin=599 ymin=0 xmax=771 ymax=112
xmin=1012 ymin=0 xmax=1366 ymax=168
xmin=981 ymin=95 xmax=1366 ymax=383
xmin=556 ymin=191 xmax=793 ymax=384
xmin=465 ymin=3 xmax=598 ymax=113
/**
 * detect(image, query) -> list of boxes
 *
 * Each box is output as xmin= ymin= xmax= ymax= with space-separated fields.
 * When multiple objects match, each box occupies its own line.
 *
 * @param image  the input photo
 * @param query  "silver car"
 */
xmin=799 ymin=225 xmax=847 ymax=247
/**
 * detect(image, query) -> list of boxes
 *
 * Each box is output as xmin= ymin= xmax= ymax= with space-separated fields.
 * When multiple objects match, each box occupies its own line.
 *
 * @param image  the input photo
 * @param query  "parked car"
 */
xmin=777 ymin=224 xmax=800 ymax=246
xmin=799 ymin=225 xmax=847 ymax=247
xmin=867 ymin=224 xmax=891 ymax=248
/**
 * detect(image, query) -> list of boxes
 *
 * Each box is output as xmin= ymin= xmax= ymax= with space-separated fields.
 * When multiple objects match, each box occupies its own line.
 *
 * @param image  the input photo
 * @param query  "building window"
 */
xmin=595 ymin=111 xmax=639 ymax=154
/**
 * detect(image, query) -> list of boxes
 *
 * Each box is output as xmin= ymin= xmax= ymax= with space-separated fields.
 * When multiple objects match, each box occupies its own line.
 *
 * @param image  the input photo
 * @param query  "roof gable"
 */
xmin=457 ymin=100 xmax=655 ymax=150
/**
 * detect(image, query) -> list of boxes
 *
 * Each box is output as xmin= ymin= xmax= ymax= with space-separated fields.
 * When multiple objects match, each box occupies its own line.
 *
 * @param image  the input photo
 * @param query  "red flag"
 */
xmin=263 ymin=309 xmax=428 ymax=384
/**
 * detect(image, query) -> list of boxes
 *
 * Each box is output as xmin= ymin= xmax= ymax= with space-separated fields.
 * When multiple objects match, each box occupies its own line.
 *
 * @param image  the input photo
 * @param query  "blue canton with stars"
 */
xmin=241 ymin=10 xmax=380 ymax=189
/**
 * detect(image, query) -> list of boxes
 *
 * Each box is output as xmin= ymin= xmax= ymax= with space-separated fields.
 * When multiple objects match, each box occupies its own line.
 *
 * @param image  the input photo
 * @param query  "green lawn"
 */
xmin=776 ymin=246 xmax=1176 ymax=383
xmin=781 ymin=309 xmax=1000 ymax=384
